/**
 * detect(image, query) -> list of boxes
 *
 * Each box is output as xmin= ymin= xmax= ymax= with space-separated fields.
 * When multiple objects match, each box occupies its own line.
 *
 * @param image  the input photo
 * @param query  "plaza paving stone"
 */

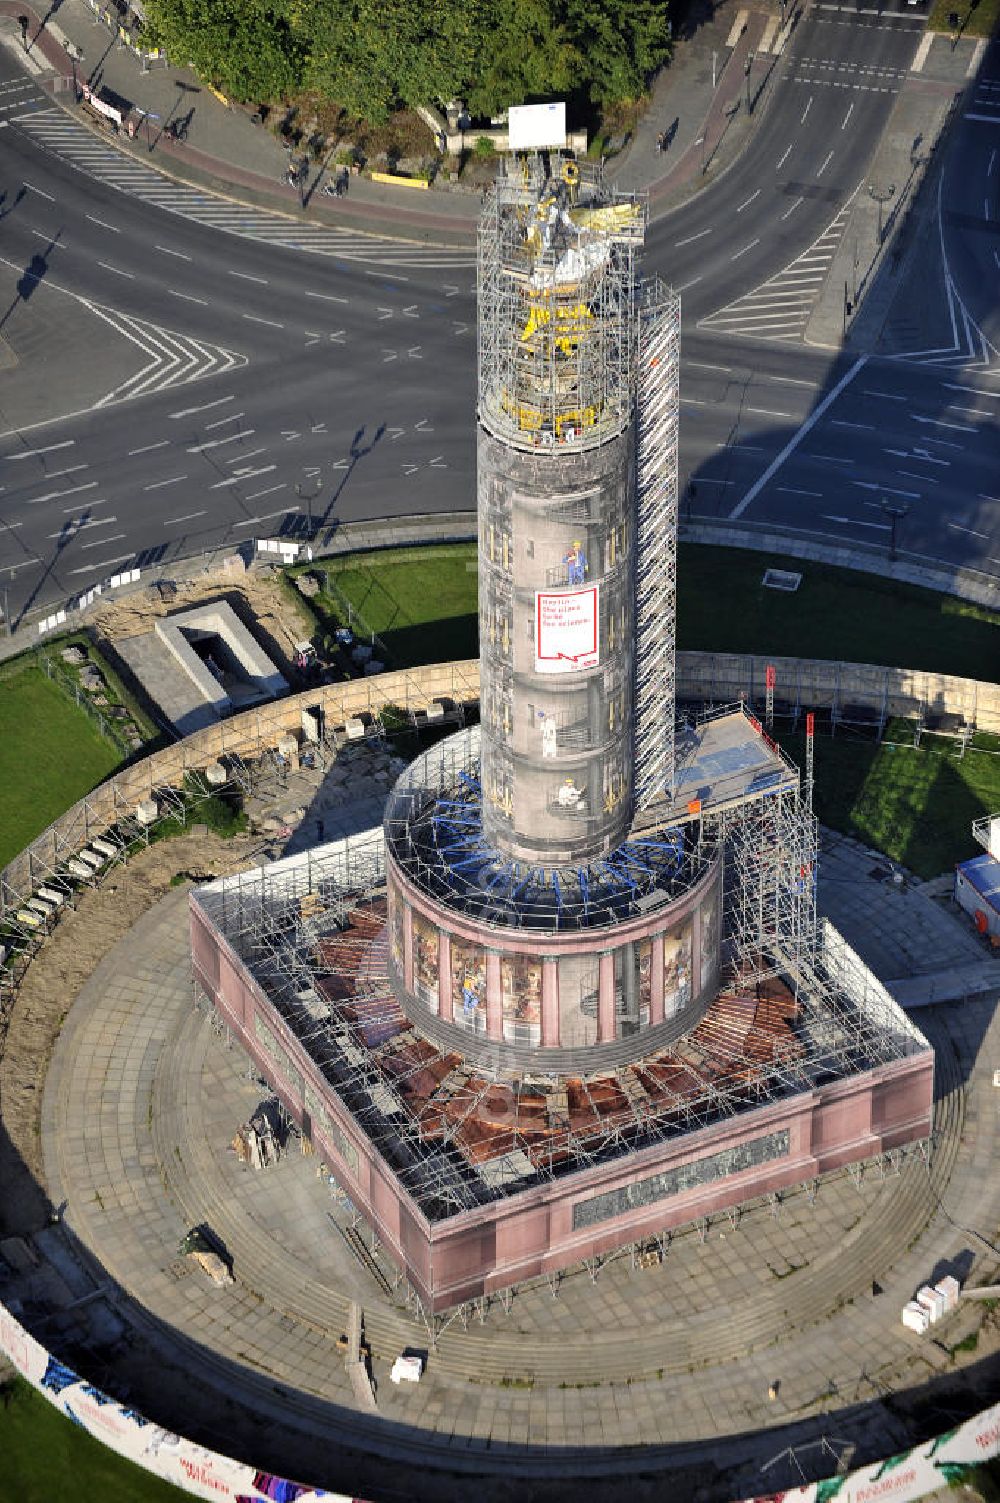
xmin=18 ymin=844 xmax=1000 ymax=1499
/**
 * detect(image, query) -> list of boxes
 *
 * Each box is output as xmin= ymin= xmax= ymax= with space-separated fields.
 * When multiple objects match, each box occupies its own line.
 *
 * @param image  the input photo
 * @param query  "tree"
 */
xmin=145 ymin=0 xmax=304 ymax=99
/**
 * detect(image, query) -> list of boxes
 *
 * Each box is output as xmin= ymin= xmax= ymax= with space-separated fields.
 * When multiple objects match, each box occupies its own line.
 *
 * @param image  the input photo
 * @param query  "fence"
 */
xmin=1 ymin=1283 xmax=998 ymax=1503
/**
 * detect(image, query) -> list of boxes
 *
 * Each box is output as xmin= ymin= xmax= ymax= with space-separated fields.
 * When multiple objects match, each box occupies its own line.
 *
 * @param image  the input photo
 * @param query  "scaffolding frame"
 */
xmin=634 ymin=280 xmax=681 ymax=809
xmin=194 ymin=800 xmax=930 ymax=1237
xmin=477 ymin=158 xmax=645 ymax=453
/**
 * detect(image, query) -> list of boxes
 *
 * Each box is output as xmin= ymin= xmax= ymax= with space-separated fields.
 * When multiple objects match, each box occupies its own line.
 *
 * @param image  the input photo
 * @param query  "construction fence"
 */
xmin=1 ymin=1287 xmax=998 ymax=1503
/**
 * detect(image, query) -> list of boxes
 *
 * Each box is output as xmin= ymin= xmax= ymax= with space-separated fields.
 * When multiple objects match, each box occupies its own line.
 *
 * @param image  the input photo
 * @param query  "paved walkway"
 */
xmin=20 ymin=827 xmax=1000 ymax=1500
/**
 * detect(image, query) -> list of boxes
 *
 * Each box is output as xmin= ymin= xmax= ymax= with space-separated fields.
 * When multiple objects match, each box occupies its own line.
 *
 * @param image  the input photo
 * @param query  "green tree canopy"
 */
xmin=144 ymin=0 xmax=671 ymax=120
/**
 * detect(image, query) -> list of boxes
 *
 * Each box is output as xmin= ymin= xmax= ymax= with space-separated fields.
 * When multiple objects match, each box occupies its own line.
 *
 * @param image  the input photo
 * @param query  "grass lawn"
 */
xmin=315 ymin=543 xmax=479 ymax=667
xmin=778 ymin=726 xmax=1000 ymax=877
xmin=0 ymin=1377 xmax=187 ymax=1502
xmin=0 ymin=667 xmax=119 ymax=871
xmin=675 ymin=547 xmax=1000 ymax=677
xmin=927 ymin=0 xmax=1000 ymax=38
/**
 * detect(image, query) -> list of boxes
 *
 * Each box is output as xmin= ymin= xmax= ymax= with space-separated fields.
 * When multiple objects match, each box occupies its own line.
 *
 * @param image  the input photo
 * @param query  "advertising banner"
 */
xmin=535 ymin=585 xmax=599 ymax=673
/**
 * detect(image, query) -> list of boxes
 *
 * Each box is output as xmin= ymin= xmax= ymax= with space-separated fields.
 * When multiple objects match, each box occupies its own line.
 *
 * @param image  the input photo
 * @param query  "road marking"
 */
xmin=227 ymin=447 xmax=267 ymax=464
xmin=841 ymin=103 xmax=854 ymax=129
xmin=304 ymin=290 xmax=348 ymax=303
xmin=210 ymin=465 xmax=276 ymax=488
xmin=22 ymin=179 xmax=54 ymax=201
xmin=776 ymin=486 xmax=822 ymax=496
xmin=780 ymin=196 xmax=803 ymax=220
xmin=830 ymin=419 xmax=875 ymax=430
xmin=801 ymin=97 xmax=813 ymax=125
xmin=896 ymin=469 xmax=936 ymax=483
xmin=965 ymin=114 xmax=1000 ymax=123
xmin=911 ymin=32 xmax=932 ymax=73
xmin=759 ymin=15 xmax=779 ymax=52
xmin=776 ymin=144 xmax=792 ymax=170
xmin=187 ymin=430 xmax=254 ymax=453
xmin=26 ymin=481 xmax=97 ymax=505
xmin=68 ymin=553 xmax=134 ymax=575
xmin=808 ymin=452 xmax=854 ymax=463
xmin=143 ymin=475 xmax=188 ymax=490
xmin=163 ymin=510 xmax=207 ymax=525
xmin=731 ymin=238 xmax=760 ymax=260
xmin=912 ymin=414 xmax=976 ymax=432
xmin=942 ymin=383 xmax=998 ymax=397
xmin=242 ymin=313 xmax=284 ymax=328
xmin=44 ymin=464 xmax=88 ymax=479
xmin=7 ymin=440 xmax=75 ymax=460
xmin=204 ymin=412 xmax=244 ymax=430
xmin=948 ymin=521 xmax=989 ymax=539
xmin=688 ymin=362 xmax=735 ymax=374
xmin=674 ymin=228 xmax=712 ymax=247
xmin=737 ymin=189 xmax=761 ymax=213
xmin=817 ymin=150 xmax=834 ymax=177
xmin=229 ymin=270 xmax=268 ymax=284
xmin=169 ymin=395 xmax=235 ymax=419
xmin=852 ymin=480 xmax=920 ymax=499
xmin=730 ymin=357 xmax=867 ymax=520
xmin=725 ymin=8 xmax=749 ymax=46
xmin=48 ymin=515 xmax=117 ymax=537
xmin=244 ymin=484 xmax=288 ymax=502
xmin=169 ymin=289 xmax=208 ymax=305
xmin=747 ymin=407 xmax=794 ymax=419
xmin=98 ymin=261 xmax=134 ymax=278
xmin=863 ymin=389 xmax=907 ymax=400
xmin=128 ymin=440 xmax=169 ymax=455
xmin=989 ymin=150 xmax=997 ymax=177
xmin=85 ymin=213 xmax=119 ymax=232
xmin=155 ymin=245 xmax=192 ymax=260
xmin=676 ymin=275 xmax=704 ymax=293
xmin=822 ymin=515 xmax=889 ymax=530
xmin=80 ymin=532 xmax=127 ymax=550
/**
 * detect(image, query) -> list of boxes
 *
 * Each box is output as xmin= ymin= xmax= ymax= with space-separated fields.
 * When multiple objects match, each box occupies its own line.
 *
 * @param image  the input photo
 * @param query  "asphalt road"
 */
xmin=0 ymin=5 xmax=995 ymax=626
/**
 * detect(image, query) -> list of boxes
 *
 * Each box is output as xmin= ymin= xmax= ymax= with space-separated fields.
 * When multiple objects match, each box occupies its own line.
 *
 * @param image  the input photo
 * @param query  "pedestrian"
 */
xmin=656 ymin=132 xmax=665 ymax=154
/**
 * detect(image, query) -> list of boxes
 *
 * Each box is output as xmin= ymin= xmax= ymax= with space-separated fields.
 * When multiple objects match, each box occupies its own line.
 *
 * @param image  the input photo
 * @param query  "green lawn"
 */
xmin=0 ymin=1377 xmax=187 ymax=1502
xmin=314 ymin=543 xmax=480 ymax=667
xmin=0 ymin=667 xmax=119 ymax=870
xmin=927 ymin=0 xmax=1000 ymax=39
xmin=779 ymin=726 xmax=1000 ymax=877
xmin=298 ymin=543 xmax=1000 ymax=681
xmin=675 ymin=547 xmax=1000 ymax=677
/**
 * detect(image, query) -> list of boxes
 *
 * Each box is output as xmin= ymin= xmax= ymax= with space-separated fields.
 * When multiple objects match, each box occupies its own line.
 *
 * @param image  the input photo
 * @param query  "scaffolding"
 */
xmin=477 ymin=157 xmax=645 ymax=453
xmin=193 ymin=789 xmax=929 ymax=1242
xmin=633 ymin=280 xmax=681 ymax=809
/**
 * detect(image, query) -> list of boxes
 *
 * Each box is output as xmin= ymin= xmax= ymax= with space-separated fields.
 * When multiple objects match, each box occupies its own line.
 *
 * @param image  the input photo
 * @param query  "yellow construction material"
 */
xmin=370 ymin=171 xmax=430 ymax=190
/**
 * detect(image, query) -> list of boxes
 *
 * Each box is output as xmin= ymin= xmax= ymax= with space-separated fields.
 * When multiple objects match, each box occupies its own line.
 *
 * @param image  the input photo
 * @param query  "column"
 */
xmin=540 ymin=957 xmax=559 ymax=1046
xmin=486 ymin=950 xmax=503 ymax=1041
xmin=597 ymin=950 xmax=616 ymax=1043
xmin=649 ymin=933 xmax=665 ymax=1026
xmin=438 ymin=932 xmax=454 ymax=1021
xmin=403 ymin=902 xmax=414 ymax=993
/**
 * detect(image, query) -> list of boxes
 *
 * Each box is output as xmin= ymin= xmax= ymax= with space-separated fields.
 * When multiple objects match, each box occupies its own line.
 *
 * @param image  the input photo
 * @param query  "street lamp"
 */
xmin=745 ymin=52 xmax=756 ymax=114
xmin=867 ymin=182 xmax=896 ymax=247
xmin=296 ymin=477 xmax=321 ymax=539
xmin=880 ymin=497 xmax=909 ymax=562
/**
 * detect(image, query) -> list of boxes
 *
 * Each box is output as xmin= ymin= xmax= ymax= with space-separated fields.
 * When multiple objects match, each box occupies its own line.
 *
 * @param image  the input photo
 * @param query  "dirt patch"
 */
xmin=88 ymin=561 xmax=316 ymax=683
xmin=0 ymin=832 xmax=255 ymax=1238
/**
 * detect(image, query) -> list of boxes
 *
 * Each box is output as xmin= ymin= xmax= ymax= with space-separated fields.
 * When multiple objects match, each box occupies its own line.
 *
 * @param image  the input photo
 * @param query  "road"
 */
xmin=0 ymin=5 xmax=995 ymax=626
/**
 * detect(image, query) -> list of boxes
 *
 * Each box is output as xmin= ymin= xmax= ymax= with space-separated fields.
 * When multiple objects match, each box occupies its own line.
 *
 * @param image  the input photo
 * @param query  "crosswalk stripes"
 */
xmin=10 ymin=107 xmax=476 ymax=269
xmin=965 ymin=76 xmax=1000 ymax=124
xmin=698 ymin=191 xmax=857 ymax=342
xmin=84 ymin=300 xmax=248 ymax=405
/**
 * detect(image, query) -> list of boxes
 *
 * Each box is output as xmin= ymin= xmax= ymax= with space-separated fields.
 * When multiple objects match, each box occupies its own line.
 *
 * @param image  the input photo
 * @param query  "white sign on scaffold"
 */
xmin=535 ymin=585 xmax=599 ymax=673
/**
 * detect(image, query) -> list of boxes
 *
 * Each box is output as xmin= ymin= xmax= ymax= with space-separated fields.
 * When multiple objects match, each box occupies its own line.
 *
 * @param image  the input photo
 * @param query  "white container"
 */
xmin=936 ymin=1275 xmax=961 ymax=1312
xmin=390 ymin=1354 xmax=423 ymax=1384
xmin=902 ymin=1302 xmax=929 ymax=1334
xmin=916 ymin=1285 xmax=945 ymax=1323
xmin=136 ymin=798 xmax=159 ymax=826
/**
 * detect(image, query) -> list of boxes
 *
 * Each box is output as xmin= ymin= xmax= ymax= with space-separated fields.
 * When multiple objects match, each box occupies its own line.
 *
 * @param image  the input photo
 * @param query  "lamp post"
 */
xmin=881 ymin=497 xmax=908 ymax=562
xmin=745 ymin=52 xmax=756 ymax=114
xmin=867 ymin=181 xmax=896 ymax=247
xmin=296 ymin=477 xmax=321 ymax=540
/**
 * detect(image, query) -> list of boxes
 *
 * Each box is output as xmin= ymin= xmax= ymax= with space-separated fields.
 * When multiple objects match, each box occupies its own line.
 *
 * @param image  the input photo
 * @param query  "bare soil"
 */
xmin=87 ymin=560 xmax=316 ymax=683
xmin=0 ymin=832 xmax=255 ymax=1239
